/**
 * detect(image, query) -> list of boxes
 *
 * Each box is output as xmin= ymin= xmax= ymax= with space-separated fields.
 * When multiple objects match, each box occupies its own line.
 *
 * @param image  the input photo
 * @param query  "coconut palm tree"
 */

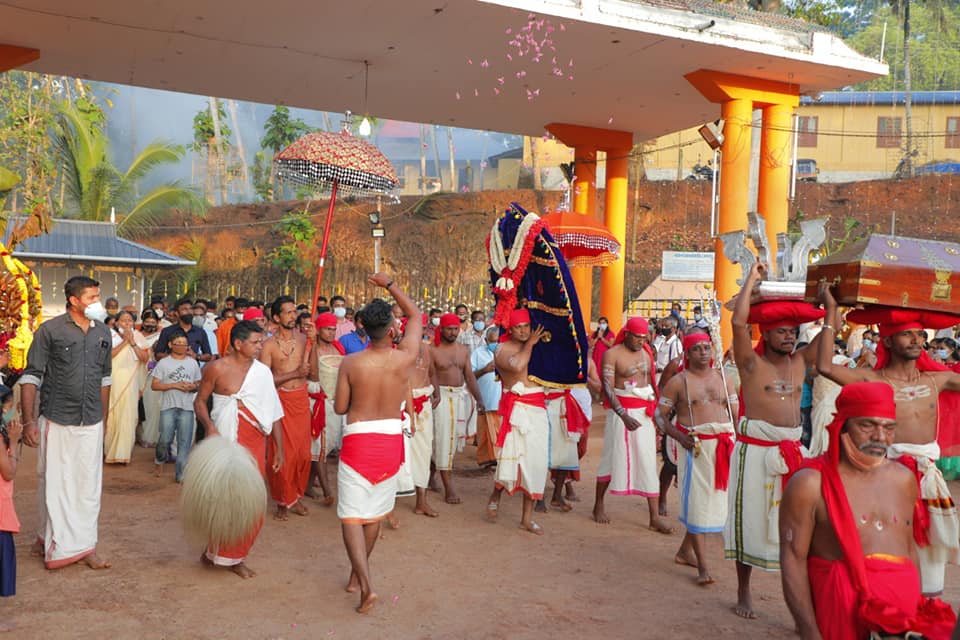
xmin=54 ymin=101 xmax=204 ymax=237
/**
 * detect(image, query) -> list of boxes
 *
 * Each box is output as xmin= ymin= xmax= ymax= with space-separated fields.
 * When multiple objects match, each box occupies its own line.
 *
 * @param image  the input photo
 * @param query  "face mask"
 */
xmin=192 ymin=315 xmax=206 ymax=328
xmin=840 ymin=432 xmax=886 ymax=471
xmin=598 ymin=323 xmax=608 ymax=332
xmin=84 ymin=301 xmax=108 ymax=322
xmin=659 ymin=328 xmax=672 ymax=337
xmin=487 ymin=342 xmax=498 ymax=353
xmin=1 ymin=409 xmax=15 ymax=426
xmin=473 ymin=320 xmax=486 ymax=332
xmin=154 ymin=308 xmax=164 ymax=319
xmin=333 ymin=307 xmax=347 ymax=319
xmin=431 ymin=317 xmax=440 ymax=327
xmin=862 ymin=339 xmax=873 ymax=350
xmin=694 ymin=314 xmax=702 ymax=321
xmin=142 ymin=325 xmax=157 ymax=334
xmin=938 ymin=349 xmax=950 ymax=360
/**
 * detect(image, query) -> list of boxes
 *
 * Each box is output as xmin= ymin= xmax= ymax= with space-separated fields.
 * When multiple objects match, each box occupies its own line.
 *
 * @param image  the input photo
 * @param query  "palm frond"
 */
xmin=116 ymin=182 xmax=205 ymax=237
xmin=121 ymin=141 xmax=184 ymax=186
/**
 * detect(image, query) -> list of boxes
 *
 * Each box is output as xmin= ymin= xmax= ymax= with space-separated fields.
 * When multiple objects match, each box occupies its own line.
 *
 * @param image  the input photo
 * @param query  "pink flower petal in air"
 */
xmin=506 ymin=53 xmax=512 ymax=61
xmin=560 ymin=23 xmax=566 ymax=31
xmin=481 ymin=59 xmax=489 ymax=68
xmin=468 ymin=59 xmax=473 ymax=65
xmin=474 ymin=88 xmax=479 ymax=97
xmin=497 ymin=77 xmax=505 ymax=85
xmin=505 ymin=28 xmax=512 ymax=34
xmin=607 ymin=117 xmax=614 ymax=124
xmin=494 ymin=87 xmax=500 ymax=95
xmin=455 ymin=92 xmax=461 ymax=100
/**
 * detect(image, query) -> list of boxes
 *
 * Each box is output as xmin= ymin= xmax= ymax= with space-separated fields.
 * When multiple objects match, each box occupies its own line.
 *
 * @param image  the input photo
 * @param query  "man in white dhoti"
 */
xmin=430 ymin=313 xmax=484 ymax=504
xmin=22 ymin=276 xmax=114 ymax=570
xmin=484 ymin=309 xmax=548 ymax=535
xmin=817 ymin=287 xmax=960 ymax=596
xmin=333 ymin=273 xmax=422 ymax=613
xmin=405 ymin=333 xmax=438 ymax=518
xmin=655 ymin=332 xmax=737 ymax=586
xmin=725 ymin=262 xmax=825 ymax=619
xmin=592 ymin=317 xmax=672 ymax=534
xmin=306 ymin=311 xmax=344 ymax=506
xmin=193 ymin=320 xmax=285 ymax=578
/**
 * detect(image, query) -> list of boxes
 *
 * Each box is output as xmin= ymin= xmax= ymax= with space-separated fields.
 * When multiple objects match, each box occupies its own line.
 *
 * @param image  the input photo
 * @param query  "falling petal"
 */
xmin=607 ymin=117 xmax=614 ymax=124
xmin=569 ymin=59 xmax=574 ymax=67
xmin=568 ymin=75 xmax=574 ymax=81
xmin=552 ymin=57 xmax=557 ymax=64
xmin=392 ymin=595 xmax=400 ymax=603
xmin=506 ymin=53 xmax=512 ymax=61
xmin=498 ymin=77 xmax=505 ymax=85
xmin=505 ymin=27 xmax=512 ymax=34
xmin=493 ymin=87 xmax=500 ymax=95
xmin=560 ymin=22 xmax=566 ymax=31
xmin=474 ymin=88 xmax=479 ymax=96
xmin=468 ymin=58 xmax=473 ymax=65
xmin=481 ymin=59 xmax=489 ymax=68
xmin=455 ymin=91 xmax=461 ymax=100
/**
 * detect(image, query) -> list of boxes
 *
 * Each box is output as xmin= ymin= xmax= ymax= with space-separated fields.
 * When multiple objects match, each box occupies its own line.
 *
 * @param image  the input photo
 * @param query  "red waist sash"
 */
xmin=618 ymin=394 xmax=656 ymax=418
xmin=340 ymin=431 xmax=404 ymax=485
xmin=412 ymin=392 xmax=431 ymax=416
xmin=544 ymin=389 xmax=590 ymax=435
xmin=309 ymin=390 xmax=326 ymax=439
xmin=736 ymin=433 xmax=803 ymax=491
xmin=497 ymin=390 xmax=546 ymax=447
xmin=677 ymin=424 xmax=734 ymax=491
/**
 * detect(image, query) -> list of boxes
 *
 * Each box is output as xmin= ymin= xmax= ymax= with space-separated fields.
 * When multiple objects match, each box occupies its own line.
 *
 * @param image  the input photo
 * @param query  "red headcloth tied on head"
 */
xmin=614 ymin=316 xmax=649 ymax=346
xmin=499 ymin=308 xmax=531 ymax=342
xmin=682 ymin=332 xmax=712 ymax=370
xmin=747 ymin=300 xmax=825 ymax=355
xmin=316 ymin=311 xmax=337 ymax=328
xmin=822 ymin=381 xmax=896 ymax=468
xmin=242 ymin=307 xmax=264 ymax=321
xmin=435 ymin=312 xmax=461 ymax=345
xmin=846 ymin=305 xmax=960 ymax=371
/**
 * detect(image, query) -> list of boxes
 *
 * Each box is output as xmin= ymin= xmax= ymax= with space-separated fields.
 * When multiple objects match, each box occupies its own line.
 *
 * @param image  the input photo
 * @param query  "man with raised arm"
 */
xmin=484 ymin=308 xmax=548 ymax=535
xmin=780 ymin=382 xmax=955 ymax=639
xmin=591 ymin=317 xmax=672 ymax=534
xmin=333 ymin=273 xmax=422 ymax=613
xmin=725 ymin=262 xmax=825 ymax=619
xmin=194 ymin=320 xmax=284 ymax=578
xmin=817 ymin=285 xmax=960 ymax=596
xmin=404 ymin=320 xmax=440 ymax=518
xmin=655 ymin=332 xmax=738 ymax=586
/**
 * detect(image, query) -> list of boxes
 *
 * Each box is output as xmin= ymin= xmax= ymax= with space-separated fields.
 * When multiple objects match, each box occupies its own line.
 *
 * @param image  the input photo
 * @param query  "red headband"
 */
xmin=316 ymin=312 xmax=337 ymax=328
xmin=508 ymin=308 xmax=531 ymax=327
xmin=614 ymin=317 xmax=649 ymax=345
xmin=824 ymin=382 xmax=897 ymax=467
xmin=846 ymin=305 xmax=960 ymax=370
xmin=435 ymin=313 xmax=461 ymax=345
xmin=748 ymin=300 xmax=825 ymax=333
xmin=242 ymin=308 xmax=264 ymax=321
xmin=680 ymin=332 xmax=712 ymax=370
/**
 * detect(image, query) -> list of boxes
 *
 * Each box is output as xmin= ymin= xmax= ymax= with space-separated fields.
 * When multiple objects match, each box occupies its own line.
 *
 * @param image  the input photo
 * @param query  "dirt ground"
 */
xmin=6 ymin=408 xmax=960 ymax=640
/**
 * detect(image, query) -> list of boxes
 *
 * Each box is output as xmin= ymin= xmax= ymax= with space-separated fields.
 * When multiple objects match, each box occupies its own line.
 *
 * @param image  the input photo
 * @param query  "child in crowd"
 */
xmin=0 ymin=384 xmax=21 ymax=597
xmin=151 ymin=329 xmax=201 ymax=482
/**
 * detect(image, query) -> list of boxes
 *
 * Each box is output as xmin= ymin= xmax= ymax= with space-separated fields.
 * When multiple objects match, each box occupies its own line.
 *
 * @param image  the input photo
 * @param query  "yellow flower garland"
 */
xmin=0 ymin=243 xmax=41 ymax=370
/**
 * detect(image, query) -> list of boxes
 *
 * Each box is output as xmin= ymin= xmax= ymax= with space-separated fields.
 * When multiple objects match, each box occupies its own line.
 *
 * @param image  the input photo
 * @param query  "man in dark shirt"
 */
xmin=154 ymin=298 xmax=214 ymax=363
xmin=21 ymin=275 xmax=113 ymax=570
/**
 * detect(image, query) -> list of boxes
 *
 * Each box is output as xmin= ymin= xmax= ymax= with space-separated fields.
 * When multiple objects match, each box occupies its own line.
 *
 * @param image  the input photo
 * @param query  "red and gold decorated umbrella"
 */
xmin=541 ymin=211 xmax=621 ymax=268
xmin=275 ymin=130 xmax=399 ymax=312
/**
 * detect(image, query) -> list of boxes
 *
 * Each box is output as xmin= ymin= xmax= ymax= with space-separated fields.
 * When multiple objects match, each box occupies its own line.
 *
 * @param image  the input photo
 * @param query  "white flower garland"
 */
xmin=488 ymin=211 xmax=541 ymax=292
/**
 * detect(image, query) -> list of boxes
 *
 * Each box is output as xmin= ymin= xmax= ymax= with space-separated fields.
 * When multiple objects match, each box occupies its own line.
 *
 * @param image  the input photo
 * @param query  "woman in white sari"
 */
xmin=137 ymin=309 xmax=162 ymax=447
xmin=105 ymin=310 xmax=149 ymax=464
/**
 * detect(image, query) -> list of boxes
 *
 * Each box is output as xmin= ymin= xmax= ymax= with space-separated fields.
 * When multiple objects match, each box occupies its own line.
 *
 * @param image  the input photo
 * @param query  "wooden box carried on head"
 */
xmin=805 ymin=234 xmax=960 ymax=313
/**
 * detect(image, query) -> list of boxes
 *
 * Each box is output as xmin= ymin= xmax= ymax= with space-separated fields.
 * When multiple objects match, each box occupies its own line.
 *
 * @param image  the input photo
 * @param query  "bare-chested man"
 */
xmin=259 ymin=295 xmax=313 ymax=520
xmin=306 ymin=311 xmax=345 ymax=506
xmin=194 ymin=320 xmax=284 ymax=578
xmin=818 ymin=285 xmax=960 ymax=596
xmin=431 ymin=313 xmax=484 ymax=504
xmin=780 ymin=382 xmax=956 ymax=639
xmin=592 ymin=317 xmax=672 ymax=534
xmin=655 ymin=332 xmax=738 ymax=586
xmin=405 ymin=331 xmax=440 ymax=517
xmin=484 ymin=308 xmax=548 ymax=534
xmin=725 ymin=262 xmax=825 ymax=619
xmin=334 ymin=273 xmax=422 ymax=613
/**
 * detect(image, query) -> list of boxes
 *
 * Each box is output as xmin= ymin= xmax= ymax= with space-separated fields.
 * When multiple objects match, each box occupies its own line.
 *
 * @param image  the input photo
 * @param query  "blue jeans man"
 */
xmin=155 ymin=408 xmax=195 ymax=482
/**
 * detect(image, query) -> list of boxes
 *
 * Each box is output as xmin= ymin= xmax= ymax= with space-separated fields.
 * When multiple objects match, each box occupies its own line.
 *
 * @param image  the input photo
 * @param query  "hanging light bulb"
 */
xmin=359 ymin=117 xmax=372 ymax=136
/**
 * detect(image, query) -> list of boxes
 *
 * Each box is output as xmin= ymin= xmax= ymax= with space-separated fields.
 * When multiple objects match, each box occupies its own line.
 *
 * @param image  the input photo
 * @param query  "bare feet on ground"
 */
xmin=414 ymin=503 xmax=439 ymax=517
xmin=154 ymin=464 xmax=162 ymax=478
xmin=550 ymin=498 xmax=573 ymax=512
xmin=674 ymin=551 xmax=698 ymax=568
xmin=83 ymin=553 xmax=112 ymax=570
xmin=564 ymin=483 xmax=580 ymax=502
xmin=386 ymin=512 xmax=400 ymax=529
xmin=444 ymin=492 xmax=461 ymax=505
xmin=658 ymin=500 xmax=668 ymax=517
xmin=304 ymin=487 xmax=322 ymax=499
xmin=648 ymin=519 xmax=674 ymax=535
xmin=697 ymin=572 xmax=715 ymax=586
xmin=592 ymin=505 xmax=610 ymax=524
xmin=734 ymin=597 xmax=757 ymax=619
xmin=290 ymin=501 xmax=309 ymax=516
xmin=230 ymin=562 xmax=256 ymax=579
xmin=485 ymin=501 xmax=498 ymax=522
xmin=345 ymin=572 xmax=360 ymax=593
xmin=518 ymin=521 xmax=544 ymax=536
xmin=356 ymin=591 xmax=378 ymax=614
xmin=534 ymin=499 xmax=548 ymax=513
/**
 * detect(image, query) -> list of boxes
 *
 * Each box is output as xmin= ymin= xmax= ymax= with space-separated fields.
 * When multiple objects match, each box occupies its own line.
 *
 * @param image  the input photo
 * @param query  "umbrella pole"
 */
xmin=311 ymin=179 xmax=339 ymax=314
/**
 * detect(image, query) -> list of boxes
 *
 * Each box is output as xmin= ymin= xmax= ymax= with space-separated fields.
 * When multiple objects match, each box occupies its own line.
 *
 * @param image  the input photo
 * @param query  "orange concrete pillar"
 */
xmin=600 ymin=150 xmax=629 ymax=331
xmin=758 ymin=102 xmax=797 ymax=254
xmin=714 ymin=99 xmax=754 ymax=347
xmin=571 ymin=146 xmax=597 ymax=329
xmin=0 ymin=45 xmax=39 ymax=73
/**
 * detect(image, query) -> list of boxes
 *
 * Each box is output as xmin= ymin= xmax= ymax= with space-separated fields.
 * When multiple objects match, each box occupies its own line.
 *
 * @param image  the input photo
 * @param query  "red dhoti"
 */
xmin=476 ymin=411 xmax=500 ymax=467
xmin=267 ymin=386 xmax=312 ymax=508
xmin=206 ymin=409 xmax=266 ymax=566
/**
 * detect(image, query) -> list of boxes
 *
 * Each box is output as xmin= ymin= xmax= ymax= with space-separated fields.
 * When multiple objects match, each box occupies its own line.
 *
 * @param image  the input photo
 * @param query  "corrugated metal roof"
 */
xmin=801 ymin=91 xmax=960 ymax=106
xmin=5 ymin=218 xmax=195 ymax=267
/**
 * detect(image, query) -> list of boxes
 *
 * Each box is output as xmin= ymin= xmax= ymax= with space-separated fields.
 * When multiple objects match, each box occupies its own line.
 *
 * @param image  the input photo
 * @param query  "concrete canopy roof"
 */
xmin=1 ymin=0 xmax=886 ymax=143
